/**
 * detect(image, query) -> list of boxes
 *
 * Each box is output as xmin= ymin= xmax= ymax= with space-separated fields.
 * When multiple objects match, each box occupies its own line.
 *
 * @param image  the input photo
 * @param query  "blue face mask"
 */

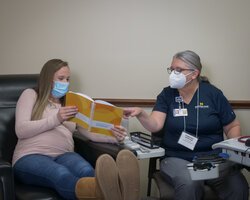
xmin=51 ymin=81 xmax=69 ymax=98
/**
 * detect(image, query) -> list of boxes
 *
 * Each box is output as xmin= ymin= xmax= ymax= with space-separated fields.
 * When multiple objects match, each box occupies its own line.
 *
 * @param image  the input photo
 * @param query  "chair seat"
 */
xmin=152 ymin=172 xmax=218 ymax=200
xmin=15 ymin=180 xmax=63 ymax=200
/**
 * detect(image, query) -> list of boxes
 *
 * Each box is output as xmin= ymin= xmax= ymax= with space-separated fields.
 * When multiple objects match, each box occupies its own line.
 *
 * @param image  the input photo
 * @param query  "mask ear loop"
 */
xmin=185 ymin=69 xmax=200 ymax=85
xmin=184 ymin=70 xmax=195 ymax=85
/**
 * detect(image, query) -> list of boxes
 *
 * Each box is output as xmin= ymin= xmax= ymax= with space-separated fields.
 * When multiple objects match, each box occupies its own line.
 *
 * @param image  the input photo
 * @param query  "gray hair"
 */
xmin=173 ymin=50 xmax=202 ymax=71
xmin=173 ymin=50 xmax=209 ymax=82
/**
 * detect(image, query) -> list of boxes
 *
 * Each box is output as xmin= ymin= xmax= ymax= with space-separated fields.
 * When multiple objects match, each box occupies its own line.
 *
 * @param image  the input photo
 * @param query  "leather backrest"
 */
xmin=0 ymin=74 xmax=39 ymax=163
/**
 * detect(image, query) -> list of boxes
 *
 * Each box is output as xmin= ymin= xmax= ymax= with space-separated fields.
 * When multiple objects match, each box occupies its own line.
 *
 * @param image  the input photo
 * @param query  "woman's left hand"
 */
xmin=111 ymin=125 xmax=127 ymax=143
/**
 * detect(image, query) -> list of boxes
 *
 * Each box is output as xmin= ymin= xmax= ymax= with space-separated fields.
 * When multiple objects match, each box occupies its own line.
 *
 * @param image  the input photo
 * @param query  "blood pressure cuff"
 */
xmin=192 ymin=153 xmax=226 ymax=171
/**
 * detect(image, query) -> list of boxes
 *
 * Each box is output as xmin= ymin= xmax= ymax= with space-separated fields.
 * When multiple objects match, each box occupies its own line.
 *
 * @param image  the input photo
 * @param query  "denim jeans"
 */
xmin=13 ymin=152 xmax=95 ymax=200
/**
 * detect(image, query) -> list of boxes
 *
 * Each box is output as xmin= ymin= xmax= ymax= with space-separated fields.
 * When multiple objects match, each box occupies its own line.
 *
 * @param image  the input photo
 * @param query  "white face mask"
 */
xmin=169 ymin=71 xmax=194 ymax=89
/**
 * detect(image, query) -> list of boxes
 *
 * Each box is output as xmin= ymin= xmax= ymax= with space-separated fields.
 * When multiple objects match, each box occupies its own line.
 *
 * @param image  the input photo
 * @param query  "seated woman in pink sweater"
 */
xmin=12 ymin=59 xmax=140 ymax=200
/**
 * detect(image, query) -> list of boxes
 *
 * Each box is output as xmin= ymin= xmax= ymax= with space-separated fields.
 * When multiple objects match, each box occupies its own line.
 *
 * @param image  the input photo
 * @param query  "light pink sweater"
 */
xmin=12 ymin=89 xmax=76 ymax=165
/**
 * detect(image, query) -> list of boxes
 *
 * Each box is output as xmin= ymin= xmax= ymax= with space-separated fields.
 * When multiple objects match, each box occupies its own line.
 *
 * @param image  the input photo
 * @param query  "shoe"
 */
xmin=95 ymin=154 xmax=122 ymax=200
xmin=116 ymin=149 xmax=140 ymax=200
xmin=75 ymin=177 xmax=103 ymax=200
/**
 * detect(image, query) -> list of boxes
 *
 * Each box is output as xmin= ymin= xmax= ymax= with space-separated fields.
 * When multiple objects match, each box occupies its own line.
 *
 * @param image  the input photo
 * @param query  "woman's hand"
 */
xmin=57 ymin=106 xmax=78 ymax=122
xmin=111 ymin=125 xmax=127 ymax=143
xmin=123 ymin=107 xmax=143 ymax=118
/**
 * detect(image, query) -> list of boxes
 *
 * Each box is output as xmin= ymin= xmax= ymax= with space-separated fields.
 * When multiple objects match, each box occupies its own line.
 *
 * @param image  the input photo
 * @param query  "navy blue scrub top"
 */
xmin=153 ymin=81 xmax=236 ymax=162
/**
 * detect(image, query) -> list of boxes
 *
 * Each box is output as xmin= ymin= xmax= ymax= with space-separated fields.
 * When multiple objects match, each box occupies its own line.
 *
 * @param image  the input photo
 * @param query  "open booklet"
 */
xmin=65 ymin=91 xmax=124 ymax=137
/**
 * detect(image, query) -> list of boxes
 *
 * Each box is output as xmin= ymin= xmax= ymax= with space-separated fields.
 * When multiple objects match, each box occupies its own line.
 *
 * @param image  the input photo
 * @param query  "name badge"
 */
xmin=178 ymin=131 xmax=198 ymax=150
xmin=173 ymin=108 xmax=188 ymax=117
xmin=175 ymin=96 xmax=183 ymax=103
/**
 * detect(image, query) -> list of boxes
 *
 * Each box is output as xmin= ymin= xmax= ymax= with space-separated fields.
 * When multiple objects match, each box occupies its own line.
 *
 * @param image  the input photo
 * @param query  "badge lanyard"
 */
xmin=177 ymin=87 xmax=200 ymax=150
xmin=183 ymin=86 xmax=200 ymax=138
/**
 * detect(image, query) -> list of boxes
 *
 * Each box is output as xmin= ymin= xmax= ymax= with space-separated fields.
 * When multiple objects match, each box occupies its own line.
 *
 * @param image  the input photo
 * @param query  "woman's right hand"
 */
xmin=57 ymin=106 xmax=78 ymax=122
xmin=123 ymin=107 xmax=143 ymax=118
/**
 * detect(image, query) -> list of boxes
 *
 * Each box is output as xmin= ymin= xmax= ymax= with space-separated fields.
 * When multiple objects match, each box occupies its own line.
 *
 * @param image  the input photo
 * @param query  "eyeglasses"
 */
xmin=167 ymin=67 xmax=195 ymax=75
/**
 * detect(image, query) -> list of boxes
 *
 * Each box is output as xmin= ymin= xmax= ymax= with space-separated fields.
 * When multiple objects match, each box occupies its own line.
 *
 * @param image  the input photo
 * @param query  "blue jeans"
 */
xmin=13 ymin=152 xmax=95 ymax=200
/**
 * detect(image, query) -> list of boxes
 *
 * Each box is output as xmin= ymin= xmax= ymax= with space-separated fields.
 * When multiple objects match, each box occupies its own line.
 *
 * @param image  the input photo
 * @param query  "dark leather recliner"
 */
xmin=0 ymin=74 xmax=125 ymax=200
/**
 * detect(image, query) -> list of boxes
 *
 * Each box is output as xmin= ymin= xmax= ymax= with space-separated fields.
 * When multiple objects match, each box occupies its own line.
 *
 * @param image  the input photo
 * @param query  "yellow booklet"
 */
xmin=65 ymin=91 xmax=124 ymax=137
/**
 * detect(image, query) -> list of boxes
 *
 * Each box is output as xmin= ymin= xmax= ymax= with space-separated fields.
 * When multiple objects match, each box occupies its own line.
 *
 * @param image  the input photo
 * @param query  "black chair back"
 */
xmin=0 ymin=74 xmax=39 ymax=163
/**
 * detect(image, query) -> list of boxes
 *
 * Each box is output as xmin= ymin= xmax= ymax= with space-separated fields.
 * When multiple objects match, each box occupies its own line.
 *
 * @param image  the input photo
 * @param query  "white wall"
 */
xmin=1 ymin=0 xmax=250 ymax=99
xmin=1 ymin=0 xmax=250 ymax=198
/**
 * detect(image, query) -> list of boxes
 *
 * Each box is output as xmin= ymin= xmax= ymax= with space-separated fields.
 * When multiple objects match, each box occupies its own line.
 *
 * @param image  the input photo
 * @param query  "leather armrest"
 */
xmin=73 ymin=132 xmax=125 ymax=167
xmin=0 ymin=158 xmax=15 ymax=200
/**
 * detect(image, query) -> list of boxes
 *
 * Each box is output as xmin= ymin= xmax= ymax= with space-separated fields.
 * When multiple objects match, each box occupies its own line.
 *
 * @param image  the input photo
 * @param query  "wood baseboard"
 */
xmin=93 ymin=99 xmax=250 ymax=109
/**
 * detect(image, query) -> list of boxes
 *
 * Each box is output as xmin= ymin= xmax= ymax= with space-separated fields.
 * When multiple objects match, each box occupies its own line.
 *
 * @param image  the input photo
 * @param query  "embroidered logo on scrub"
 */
xmin=195 ymin=102 xmax=209 ymax=109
